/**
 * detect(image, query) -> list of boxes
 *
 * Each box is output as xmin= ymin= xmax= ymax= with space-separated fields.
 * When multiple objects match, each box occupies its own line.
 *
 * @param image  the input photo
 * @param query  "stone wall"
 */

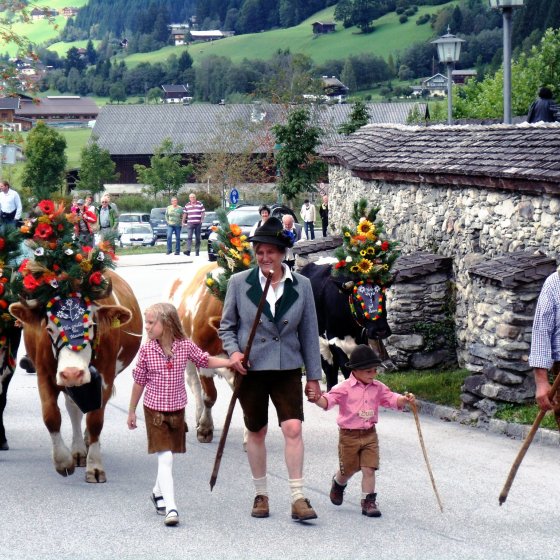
xmin=327 ymin=166 xmax=560 ymax=367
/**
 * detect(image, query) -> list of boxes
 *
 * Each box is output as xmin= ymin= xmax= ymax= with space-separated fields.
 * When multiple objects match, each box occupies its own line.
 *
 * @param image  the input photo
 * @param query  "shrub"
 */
xmin=399 ymin=15 xmax=409 ymax=24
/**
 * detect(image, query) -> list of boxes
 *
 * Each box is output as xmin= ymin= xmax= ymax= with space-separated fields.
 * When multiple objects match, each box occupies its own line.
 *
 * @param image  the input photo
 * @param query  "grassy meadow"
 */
xmin=119 ymin=2 xmax=459 ymax=68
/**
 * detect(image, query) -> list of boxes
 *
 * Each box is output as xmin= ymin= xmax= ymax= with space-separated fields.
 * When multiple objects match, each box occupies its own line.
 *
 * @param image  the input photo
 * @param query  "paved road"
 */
xmin=1 ymin=254 xmax=559 ymax=560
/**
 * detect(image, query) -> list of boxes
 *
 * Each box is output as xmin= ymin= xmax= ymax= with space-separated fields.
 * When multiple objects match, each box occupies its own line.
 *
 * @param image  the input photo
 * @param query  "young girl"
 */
xmin=127 ymin=303 xmax=233 ymax=527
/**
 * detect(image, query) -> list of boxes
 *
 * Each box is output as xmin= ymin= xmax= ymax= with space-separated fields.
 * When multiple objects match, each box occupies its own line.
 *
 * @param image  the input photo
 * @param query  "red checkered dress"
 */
xmin=133 ymin=338 xmax=209 ymax=412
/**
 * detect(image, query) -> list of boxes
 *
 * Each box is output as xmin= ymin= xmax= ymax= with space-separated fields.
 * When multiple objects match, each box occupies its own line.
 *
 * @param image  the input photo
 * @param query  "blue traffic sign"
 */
xmin=230 ymin=188 xmax=239 ymax=204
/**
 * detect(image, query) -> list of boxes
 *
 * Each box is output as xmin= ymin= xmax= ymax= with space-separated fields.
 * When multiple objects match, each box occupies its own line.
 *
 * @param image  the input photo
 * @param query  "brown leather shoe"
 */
xmin=291 ymin=498 xmax=318 ymax=521
xmin=251 ymin=495 xmax=269 ymax=518
xmin=330 ymin=476 xmax=346 ymax=506
xmin=361 ymin=493 xmax=381 ymax=517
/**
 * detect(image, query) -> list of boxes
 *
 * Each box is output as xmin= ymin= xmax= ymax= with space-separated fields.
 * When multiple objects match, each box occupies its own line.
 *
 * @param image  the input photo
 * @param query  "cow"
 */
xmin=9 ymin=270 xmax=142 ymax=482
xmin=168 ymin=262 xmax=235 ymax=443
xmin=0 ymin=326 xmax=22 ymax=451
xmin=300 ymin=261 xmax=394 ymax=391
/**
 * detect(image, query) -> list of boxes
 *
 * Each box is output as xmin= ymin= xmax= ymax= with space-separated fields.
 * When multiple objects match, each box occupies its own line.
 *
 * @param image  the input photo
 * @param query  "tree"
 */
xmin=133 ymin=138 xmax=193 ymax=202
xmin=109 ymin=82 xmax=127 ymax=103
xmin=77 ymin=138 xmax=119 ymax=196
xmin=272 ymin=107 xmax=325 ymax=202
xmin=338 ymin=100 xmax=370 ymax=134
xmin=21 ymin=121 xmax=67 ymax=200
xmin=334 ymin=0 xmax=384 ymax=33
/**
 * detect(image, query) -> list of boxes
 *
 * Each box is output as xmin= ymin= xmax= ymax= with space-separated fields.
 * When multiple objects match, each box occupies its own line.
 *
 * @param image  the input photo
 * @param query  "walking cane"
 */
xmin=498 ymin=363 xmax=560 ymax=505
xmin=210 ymin=270 xmax=274 ymax=491
xmin=409 ymin=398 xmax=444 ymax=513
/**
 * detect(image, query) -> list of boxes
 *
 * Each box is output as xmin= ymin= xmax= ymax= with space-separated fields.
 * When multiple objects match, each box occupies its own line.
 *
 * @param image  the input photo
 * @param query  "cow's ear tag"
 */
xmin=111 ymin=317 xmax=121 ymax=329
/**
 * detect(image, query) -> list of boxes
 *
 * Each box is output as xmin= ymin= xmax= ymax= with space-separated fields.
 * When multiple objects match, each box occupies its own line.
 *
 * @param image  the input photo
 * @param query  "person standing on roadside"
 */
xmin=72 ymin=198 xmax=97 ymax=246
xmin=527 ymin=87 xmax=559 ymax=123
xmin=0 ymin=180 xmax=22 ymax=228
xmin=300 ymin=199 xmax=316 ymax=240
xmin=96 ymin=195 xmax=118 ymax=241
xmin=319 ymin=195 xmax=329 ymax=238
xmin=165 ymin=196 xmax=183 ymax=255
xmin=528 ymin=271 xmax=560 ymax=411
xmin=182 ymin=193 xmax=205 ymax=256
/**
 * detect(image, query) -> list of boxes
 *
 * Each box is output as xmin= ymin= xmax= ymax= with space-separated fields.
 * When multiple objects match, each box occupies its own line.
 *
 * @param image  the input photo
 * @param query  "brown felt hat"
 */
xmin=345 ymin=345 xmax=383 ymax=369
xmin=248 ymin=216 xmax=293 ymax=248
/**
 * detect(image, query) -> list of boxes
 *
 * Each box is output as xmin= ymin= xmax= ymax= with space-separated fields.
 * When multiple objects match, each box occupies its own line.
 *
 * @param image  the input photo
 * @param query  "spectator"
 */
xmin=165 ymin=196 xmax=183 ymax=255
xmin=281 ymin=214 xmax=304 ymax=270
xmin=249 ymin=205 xmax=271 ymax=237
xmin=182 ymin=193 xmax=205 ymax=257
xmin=300 ymin=199 xmax=316 ymax=240
xmin=96 ymin=196 xmax=118 ymax=241
xmin=319 ymin=195 xmax=329 ymax=237
xmin=527 ymin=87 xmax=559 ymax=123
xmin=72 ymin=199 xmax=97 ymax=246
xmin=0 ymin=180 xmax=22 ymax=228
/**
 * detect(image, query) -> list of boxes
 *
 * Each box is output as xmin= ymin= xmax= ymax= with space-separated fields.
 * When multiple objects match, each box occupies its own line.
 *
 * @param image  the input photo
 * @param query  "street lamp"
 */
xmin=431 ymin=27 xmax=465 ymax=125
xmin=489 ymin=0 xmax=525 ymax=124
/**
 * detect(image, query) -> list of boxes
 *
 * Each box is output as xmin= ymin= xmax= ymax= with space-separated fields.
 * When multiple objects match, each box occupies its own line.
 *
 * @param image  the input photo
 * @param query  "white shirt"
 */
xmin=259 ymin=264 xmax=293 ymax=317
xmin=300 ymin=203 xmax=316 ymax=223
xmin=0 ymin=188 xmax=22 ymax=219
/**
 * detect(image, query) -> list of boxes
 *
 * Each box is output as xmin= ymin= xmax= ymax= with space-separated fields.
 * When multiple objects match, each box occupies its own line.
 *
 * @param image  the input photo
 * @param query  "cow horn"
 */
xmin=343 ymin=280 xmax=355 ymax=290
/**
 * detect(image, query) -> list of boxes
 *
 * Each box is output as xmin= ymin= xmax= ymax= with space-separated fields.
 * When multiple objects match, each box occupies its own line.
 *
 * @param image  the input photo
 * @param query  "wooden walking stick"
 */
xmin=209 ymin=270 xmax=274 ymax=491
xmin=498 ymin=363 xmax=560 ymax=506
xmin=410 ymin=398 xmax=444 ymax=513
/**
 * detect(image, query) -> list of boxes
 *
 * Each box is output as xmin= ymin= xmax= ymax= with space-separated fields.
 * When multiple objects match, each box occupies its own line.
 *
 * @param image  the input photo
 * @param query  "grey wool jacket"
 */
xmin=219 ymin=267 xmax=322 ymax=380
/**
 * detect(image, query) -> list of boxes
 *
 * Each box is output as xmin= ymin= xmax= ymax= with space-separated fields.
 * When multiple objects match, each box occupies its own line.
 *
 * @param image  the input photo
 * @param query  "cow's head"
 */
xmin=10 ymin=296 xmax=133 ymax=387
xmin=332 ymin=276 xmax=392 ymax=340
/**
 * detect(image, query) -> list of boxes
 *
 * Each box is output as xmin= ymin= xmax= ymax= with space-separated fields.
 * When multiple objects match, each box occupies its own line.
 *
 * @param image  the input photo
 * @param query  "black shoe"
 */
xmin=166 ymin=252 xmax=171 ymax=255
xmin=195 ymin=252 xmax=199 ymax=256
xmin=183 ymin=251 xmax=190 ymax=256
xmin=151 ymin=493 xmax=166 ymax=516
xmin=330 ymin=476 xmax=346 ymax=506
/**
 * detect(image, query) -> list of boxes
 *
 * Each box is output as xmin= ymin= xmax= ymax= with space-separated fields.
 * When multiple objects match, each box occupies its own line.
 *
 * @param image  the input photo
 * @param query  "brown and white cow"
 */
xmin=168 ymin=262 xmax=235 ymax=443
xmin=9 ymin=270 xmax=142 ymax=482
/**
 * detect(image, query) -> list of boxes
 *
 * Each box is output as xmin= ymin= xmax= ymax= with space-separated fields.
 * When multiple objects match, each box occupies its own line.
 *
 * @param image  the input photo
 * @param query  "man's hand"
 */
xmin=229 ymin=351 xmax=248 ymax=375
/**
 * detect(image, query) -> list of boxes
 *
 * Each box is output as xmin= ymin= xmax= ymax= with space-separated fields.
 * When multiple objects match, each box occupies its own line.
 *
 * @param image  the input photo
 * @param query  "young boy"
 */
xmin=307 ymin=345 xmax=415 ymax=517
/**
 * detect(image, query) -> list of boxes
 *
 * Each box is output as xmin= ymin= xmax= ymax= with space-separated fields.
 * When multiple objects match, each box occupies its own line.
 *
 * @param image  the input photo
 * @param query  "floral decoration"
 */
xmin=205 ymin=210 xmax=254 ymax=302
xmin=0 ymin=225 xmax=22 ymax=333
xmin=332 ymin=199 xmax=400 ymax=286
xmin=12 ymin=200 xmax=117 ymax=306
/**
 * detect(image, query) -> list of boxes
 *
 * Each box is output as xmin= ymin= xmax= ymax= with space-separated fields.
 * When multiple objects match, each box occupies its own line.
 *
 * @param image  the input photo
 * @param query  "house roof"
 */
xmin=320 ymin=122 xmax=560 ymax=192
xmin=161 ymin=85 xmax=189 ymax=93
xmin=0 ymin=97 xmax=20 ymax=110
xmin=16 ymin=96 xmax=99 ymax=116
xmin=91 ymin=102 xmax=428 ymax=156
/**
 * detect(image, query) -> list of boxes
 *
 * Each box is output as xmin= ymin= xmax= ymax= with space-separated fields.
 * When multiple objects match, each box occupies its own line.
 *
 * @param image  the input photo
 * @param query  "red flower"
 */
xmin=82 ymin=246 xmax=93 ymax=253
xmin=23 ymin=275 xmax=41 ymax=291
xmin=0 ymin=237 xmax=5 ymax=250
xmin=381 ymin=241 xmax=390 ymax=251
xmin=0 ymin=300 xmax=7 ymax=309
xmin=0 ymin=284 xmax=4 ymax=296
xmin=89 ymin=271 xmax=103 ymax=286
xmin=53 ymin=264 xmax=60 ymax=271
xmin=34 ymin=223 xmax=54 ymax=240
xmin=37 ymin=200 xmax=55 ymax=214
xmin=18 ymin=259 xmax=29 ymax=274
xmin=334 ymin=260 xmax=347 ymax=269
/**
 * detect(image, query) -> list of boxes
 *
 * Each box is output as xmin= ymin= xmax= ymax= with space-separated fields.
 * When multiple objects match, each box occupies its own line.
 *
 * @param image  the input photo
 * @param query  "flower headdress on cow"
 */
xmin=332 ymin=199 xmax=400 ymax=285
xmin=331 ymin=199 xmax=400 ymax=324
xmin=12 ymin=199 xmax=117 ymax=307
xmin=205 ymin=210 xmax=254 ymax=302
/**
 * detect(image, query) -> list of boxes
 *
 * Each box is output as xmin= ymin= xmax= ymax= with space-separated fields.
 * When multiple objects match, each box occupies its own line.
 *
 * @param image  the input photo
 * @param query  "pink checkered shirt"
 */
xmin=132 ymin=338 xmax=209 ymax=412
xmin=323 ymin=375 xmax=401 ymax=430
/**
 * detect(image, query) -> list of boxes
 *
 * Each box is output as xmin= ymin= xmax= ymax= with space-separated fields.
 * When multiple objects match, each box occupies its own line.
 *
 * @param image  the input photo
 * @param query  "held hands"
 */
xmin=305 ymin=380 xmax=322 ymax=403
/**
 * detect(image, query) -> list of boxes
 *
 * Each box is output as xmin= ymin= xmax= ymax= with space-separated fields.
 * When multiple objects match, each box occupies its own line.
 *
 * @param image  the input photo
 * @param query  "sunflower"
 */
xmin=357 ymin=219 xmax=374 ymax=236
xmin=357 ymin=259 xmax=373 ymax=274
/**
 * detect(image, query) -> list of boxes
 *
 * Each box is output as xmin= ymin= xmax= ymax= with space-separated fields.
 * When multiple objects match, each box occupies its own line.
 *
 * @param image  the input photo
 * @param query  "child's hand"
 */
xmin=404 ymin=392 xmax=416 ymax=404
xmin=304 ymin=381 xmax=322 ymax=403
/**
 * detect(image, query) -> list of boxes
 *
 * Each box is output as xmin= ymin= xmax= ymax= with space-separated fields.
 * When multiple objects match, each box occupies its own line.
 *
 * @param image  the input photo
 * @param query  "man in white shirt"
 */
xmin=300 ymin=199 xmax=316 ymax=240
xmin=282 ymin=214 xmax=304 ymax=270
xmin=0 ymin=181 xmax=22 ymax=227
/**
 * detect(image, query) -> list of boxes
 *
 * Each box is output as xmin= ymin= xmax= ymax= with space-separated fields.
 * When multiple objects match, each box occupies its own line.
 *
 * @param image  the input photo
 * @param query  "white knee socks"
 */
xmin=156 ymin=451 xmax=177 ymax=513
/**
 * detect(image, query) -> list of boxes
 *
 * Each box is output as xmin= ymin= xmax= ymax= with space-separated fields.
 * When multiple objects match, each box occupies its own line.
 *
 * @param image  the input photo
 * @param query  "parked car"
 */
xmin=149 ymin=207 xmax=167 ymax=239
xmin=201 ymin=211 xmax=218 ymax=240
xmin=118 ymin=212 xmax=151 ymax=237
xmin=208 ymin=204 xmax=297 ymax=261
xmin=118 ymin=223 xmax=156 ymax=247
xmin=151 ymin=207 xmax=218 ymax=242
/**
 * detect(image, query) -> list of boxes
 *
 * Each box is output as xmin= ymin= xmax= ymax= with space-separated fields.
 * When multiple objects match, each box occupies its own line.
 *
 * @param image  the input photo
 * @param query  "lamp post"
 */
xmin=431 ymin=27 xmax=465 ymax=125
xmin=489 ymin=0 xmax=525 ymax=124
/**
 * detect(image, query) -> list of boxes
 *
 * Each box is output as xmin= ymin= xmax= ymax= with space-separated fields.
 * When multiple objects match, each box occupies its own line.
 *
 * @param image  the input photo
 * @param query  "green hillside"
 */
xmin=48 ymin=39 xmax=100 ymax=57
xmin=3 ymin=0 xmax=89 ymax=57
xmin=108 ymin=2 xmax=458 ymax=67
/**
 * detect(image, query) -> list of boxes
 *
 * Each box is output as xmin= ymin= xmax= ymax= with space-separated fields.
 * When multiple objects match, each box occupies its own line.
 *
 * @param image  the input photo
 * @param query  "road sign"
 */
xmin=229 ymin=188 xmax=239 ymax=204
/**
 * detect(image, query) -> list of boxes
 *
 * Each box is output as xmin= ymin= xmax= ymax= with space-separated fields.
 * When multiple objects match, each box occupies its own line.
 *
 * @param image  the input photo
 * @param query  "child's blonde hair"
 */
xmin=145 ymin=303 xmax=186 ymax=341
